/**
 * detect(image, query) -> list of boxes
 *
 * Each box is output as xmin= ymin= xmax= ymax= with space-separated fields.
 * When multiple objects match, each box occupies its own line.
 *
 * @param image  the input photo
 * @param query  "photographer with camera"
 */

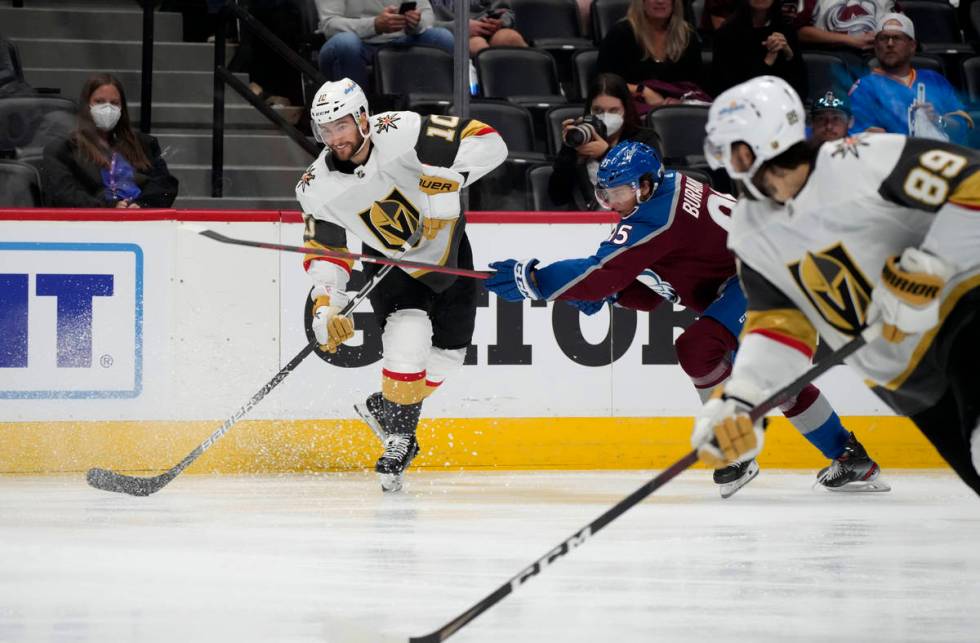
xmin=430 ymin=0 xmax=527 ymax=55
xmin=548 ymin=73 xmax=661 ymax=211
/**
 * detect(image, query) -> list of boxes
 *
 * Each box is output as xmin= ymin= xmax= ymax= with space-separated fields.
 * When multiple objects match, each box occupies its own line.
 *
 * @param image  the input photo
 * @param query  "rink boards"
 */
xmin=0 ymin=210 xmax=944 ymax=473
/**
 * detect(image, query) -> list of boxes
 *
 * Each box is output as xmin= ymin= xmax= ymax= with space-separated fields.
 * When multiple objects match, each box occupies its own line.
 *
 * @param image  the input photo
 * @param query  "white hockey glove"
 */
xmin=419 ymin=164 xmax=464 ymax=240
xmin=869 ymin=248 xmax=954 ymax=343
xmin=310 ymin=285 xmax=355 ymax=353
xmin=691 ymin=379 xmax=766 ymax=468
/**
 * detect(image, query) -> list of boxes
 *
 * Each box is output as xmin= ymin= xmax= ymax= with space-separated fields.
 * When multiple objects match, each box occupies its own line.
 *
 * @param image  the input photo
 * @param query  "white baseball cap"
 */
xmin=877 ymin=13 xmax=915 ymax=40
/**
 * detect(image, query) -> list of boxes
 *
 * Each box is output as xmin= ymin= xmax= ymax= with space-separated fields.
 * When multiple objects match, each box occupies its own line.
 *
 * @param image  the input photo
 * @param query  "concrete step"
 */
xmin=132 ymin=102 xmax=278 ymax=129
xmin=156 ymin=132 xmax=316 ymax=167
xmin=11 ymin=38 xmax=234 ymax=73
xmin=25 ymin=68 xmax=250 ymax=105
xmin=175 ymin=196 xmax=299 ymax=211
xmin=11 ymin=0 xmax=141 ymax=7
xmin=170 ymin=164 xmax=305 ymax=198
xmin=0 ymin=7 xmax=183 ymax=41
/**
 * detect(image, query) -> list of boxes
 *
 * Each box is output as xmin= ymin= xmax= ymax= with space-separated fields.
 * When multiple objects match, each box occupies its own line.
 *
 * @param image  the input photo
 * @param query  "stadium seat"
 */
xmin=962 ymin=56 xmax=980 ymax=105
xmin=510 ymin=0 xmax=593 ymax=51
xmin=0 ymin=95 xmax=77 ymax=159
xmin=645 ymin=104 xmax=709 ymax=166
xmin=571 ymin=49 xmax=598 ymax=101
xmin=591 ymin=0 xmax=630 ymax=43
xmin=526 ymin=164 xmax=569 ymax=210
xmin=0 ymin=159 xmax=42 ymax=207
xmin=902 ymin=2 xmax=968 ymax=51
xmin=474 ymin=47 xmax=566 ymax=108
xmin=674 ymin=167 xmax=713 ymax=188
xmin=1 ymin=38 xmax=25 ymax=84
xmin=373 ymin=45 xmax=453 ymax=107
xmin=468 ymin=100 xmax=546 ymax=161
xmin=545 ymin=104 xmax=585 ymax=155
xmin=801 ymin=52 xmax=851 ymax=102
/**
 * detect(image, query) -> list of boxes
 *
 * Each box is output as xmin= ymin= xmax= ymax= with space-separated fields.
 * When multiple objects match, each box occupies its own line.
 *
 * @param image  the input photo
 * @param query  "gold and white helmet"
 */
xmin=310 ymin=78 xmax=370 ymax=143
xmin=704 ymin=76 xmax=806 ymax=199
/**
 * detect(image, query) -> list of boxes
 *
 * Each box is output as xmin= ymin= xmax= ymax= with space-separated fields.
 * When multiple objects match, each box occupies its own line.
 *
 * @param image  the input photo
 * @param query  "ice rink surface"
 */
xmin=1 ymin=469 xmax=978 ymax=643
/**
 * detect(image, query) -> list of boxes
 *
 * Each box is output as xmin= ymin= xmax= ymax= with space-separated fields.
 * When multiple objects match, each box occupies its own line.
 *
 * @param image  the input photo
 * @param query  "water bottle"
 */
xmin=468 ymin=60 xmax=479 ymax=97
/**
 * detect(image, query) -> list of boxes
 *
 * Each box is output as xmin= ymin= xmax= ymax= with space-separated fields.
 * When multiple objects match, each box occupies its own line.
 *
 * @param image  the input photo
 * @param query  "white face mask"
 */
xmin=594 ymin=112 xmax=624 ymax=137
xmin=90 ymin=103 xmax=122 ymax=131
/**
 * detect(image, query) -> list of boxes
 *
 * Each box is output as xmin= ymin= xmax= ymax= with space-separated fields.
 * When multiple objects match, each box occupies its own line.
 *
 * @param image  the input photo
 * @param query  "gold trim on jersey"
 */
xmin=884 ymin=273 xmax=980 ymax=391
xmin=949 ymin=170 xmax=980 ymax=210
xmin=357 ymin=187 xmax=421 ymax=250
xmin=418 ymin=175 xmax=460 ymax=194
xmin=410 ymin=217 xmax=460 ymax=279
xmin=743 ymin=309 xmax=818 ymax=354
xmin=303 ymin=240 xmax=354 ymax=270
xmin=461 ymin=118 xmax=493 ymax=139
xmin=788 ymin=243 xmax=873 ymax=336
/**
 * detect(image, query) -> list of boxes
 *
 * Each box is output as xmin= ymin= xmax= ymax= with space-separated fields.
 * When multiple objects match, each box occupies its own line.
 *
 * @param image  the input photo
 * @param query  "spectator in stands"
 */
xmin=431 ymin=0 xmax=527 ymax=55
xmin=316 ymin=0 xmax=454 ymax=89
xmin=849 ymin=14 xmax=972 ymax=144
xmin=596 ymin=0 xmax=706 ymax=90
xmin=42 ymin=73 xmax=178 ymax=208
xmin=710 ymin=0 xmax=807 ymax=97
xmin=549 ymin=73 xmax=662 ymax=210
xmin=795 ymin=0 xmax=894 ymax=59
xmin=808 ymin=89 xmax=854 ymax=143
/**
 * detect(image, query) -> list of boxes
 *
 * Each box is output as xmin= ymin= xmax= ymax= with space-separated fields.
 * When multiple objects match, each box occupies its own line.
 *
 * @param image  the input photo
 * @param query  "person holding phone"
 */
xmin=430 ymin=0 xmax=527 ymax=55
xmin=316 ymin=0 xmax=455 ymax=88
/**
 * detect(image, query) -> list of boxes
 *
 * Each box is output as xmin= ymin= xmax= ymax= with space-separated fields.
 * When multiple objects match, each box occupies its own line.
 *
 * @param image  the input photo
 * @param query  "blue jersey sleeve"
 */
xmin=848 ymin=78 xmax=877 ymax=133
xmin=532 ymin=177 xmax=678 ymax=301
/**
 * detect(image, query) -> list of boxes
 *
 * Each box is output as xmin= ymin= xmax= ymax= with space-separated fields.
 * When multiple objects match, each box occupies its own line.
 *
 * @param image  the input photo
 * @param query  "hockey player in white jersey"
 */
xmin=692 ymin=75 xmax=980 ymax=497
xmin=296 ymin=79 xmax=507 ymax=491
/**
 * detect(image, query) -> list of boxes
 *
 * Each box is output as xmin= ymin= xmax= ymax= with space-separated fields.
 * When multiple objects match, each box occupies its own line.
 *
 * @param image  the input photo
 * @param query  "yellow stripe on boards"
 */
xmin=0 ymin=416 xmax=945 ymax=474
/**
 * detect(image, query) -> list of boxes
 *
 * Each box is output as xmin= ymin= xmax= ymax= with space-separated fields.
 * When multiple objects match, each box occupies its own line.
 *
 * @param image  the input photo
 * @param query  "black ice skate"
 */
xmin=713 ymin=459 xmax=760 ymax=499
xmin=815 ymin=432 xmax=891 ymax=492
xmin=375 ymin=433 xmax=420 ymax=493
xmin=354 ymin=392 xmax=389 ymax=442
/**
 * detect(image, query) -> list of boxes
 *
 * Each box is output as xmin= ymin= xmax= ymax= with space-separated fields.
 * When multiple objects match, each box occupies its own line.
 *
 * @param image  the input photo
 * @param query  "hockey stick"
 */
xmin=86 ymin=225 xmax=424 ymax=496
xmin=408 ymin=323 xmax=881 ymax=642
xmin=181 ymin=226 xmax=491 ymax=280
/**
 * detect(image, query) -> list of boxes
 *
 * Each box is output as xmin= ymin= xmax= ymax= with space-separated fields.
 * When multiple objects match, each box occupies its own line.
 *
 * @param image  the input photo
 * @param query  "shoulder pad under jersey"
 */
xmin=368 ymin=111 xmax=422 ymax=161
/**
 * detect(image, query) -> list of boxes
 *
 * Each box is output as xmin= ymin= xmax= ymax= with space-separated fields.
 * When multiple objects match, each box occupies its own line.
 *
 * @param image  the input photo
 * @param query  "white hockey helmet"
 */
xmin=310 ymin=78 xmax=370 ymax=143
xmin=703 ymin=76 xmax=806 ymax=197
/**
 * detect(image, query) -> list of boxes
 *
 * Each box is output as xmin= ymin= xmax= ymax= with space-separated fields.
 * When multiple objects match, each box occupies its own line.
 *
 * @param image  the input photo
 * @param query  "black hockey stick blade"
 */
xmin=85 ymin=467 xmax=175 ymax=497
xmin=182 ymin=225 xmax=491 ymax=280
xmin=408 ymin=326 xmax=878 ymax=642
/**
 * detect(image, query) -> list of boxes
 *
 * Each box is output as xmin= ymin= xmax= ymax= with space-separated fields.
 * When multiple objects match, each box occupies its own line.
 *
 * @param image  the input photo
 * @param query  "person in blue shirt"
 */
xmin=807 ymin=90 xmax=854 ymax=144
xmin=848 ymin=13 xmax=972 ymax=144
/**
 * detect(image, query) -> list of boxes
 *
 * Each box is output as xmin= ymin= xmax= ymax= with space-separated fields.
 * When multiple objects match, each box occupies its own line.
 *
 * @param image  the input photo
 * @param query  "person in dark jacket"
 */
xmin=42 ymin=73 xmax=178 ymax=208
xmin=549 ymin=73 xmax=662 ymax=210
xmin=596 ymin=0 xmax=705 ymax=89
xmin=709 ymin=0 xmax=807 ymax=97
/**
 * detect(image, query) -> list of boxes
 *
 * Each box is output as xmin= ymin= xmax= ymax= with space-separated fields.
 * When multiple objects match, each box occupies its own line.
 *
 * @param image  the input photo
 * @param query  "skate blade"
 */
xmin=719 ymin=461 xmax=760 ymax=499
xmin=354 ymin=402 xmax=388 ymax=443
xmin=379 ymin=473 xmax=404 ymax=493
xmin=822 ymin=479 xmax=892 ymax=493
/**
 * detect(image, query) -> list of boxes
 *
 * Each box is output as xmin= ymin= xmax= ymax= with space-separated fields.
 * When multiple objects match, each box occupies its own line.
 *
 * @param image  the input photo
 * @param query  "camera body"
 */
xmin=562 ymin=114 xmax=607 ymax=147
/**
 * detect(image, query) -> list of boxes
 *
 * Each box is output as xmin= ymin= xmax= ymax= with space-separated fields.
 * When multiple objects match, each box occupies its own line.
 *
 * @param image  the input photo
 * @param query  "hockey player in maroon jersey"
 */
xmin=485 ymin=141 xmax=888 ymax=497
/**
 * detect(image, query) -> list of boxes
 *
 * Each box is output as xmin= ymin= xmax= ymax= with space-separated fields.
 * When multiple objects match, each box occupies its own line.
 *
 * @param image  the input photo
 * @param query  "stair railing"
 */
xmin=211 ymin=1 xmax=326 ymax=198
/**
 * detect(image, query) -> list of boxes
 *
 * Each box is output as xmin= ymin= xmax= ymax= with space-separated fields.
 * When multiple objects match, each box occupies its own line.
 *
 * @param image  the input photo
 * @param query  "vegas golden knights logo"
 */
xmin=789 ymin=243 xmax=873 ymax=336
xmin=358 ymin=187 xmax=421 ymax=250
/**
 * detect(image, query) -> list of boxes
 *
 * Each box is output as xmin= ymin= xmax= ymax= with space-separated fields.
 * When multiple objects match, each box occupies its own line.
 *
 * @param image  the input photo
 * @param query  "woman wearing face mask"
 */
xmin=548 ymin=73 xmax=661 ymax=211
xmin=42 ymin=73 xmax=178 ymax=208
